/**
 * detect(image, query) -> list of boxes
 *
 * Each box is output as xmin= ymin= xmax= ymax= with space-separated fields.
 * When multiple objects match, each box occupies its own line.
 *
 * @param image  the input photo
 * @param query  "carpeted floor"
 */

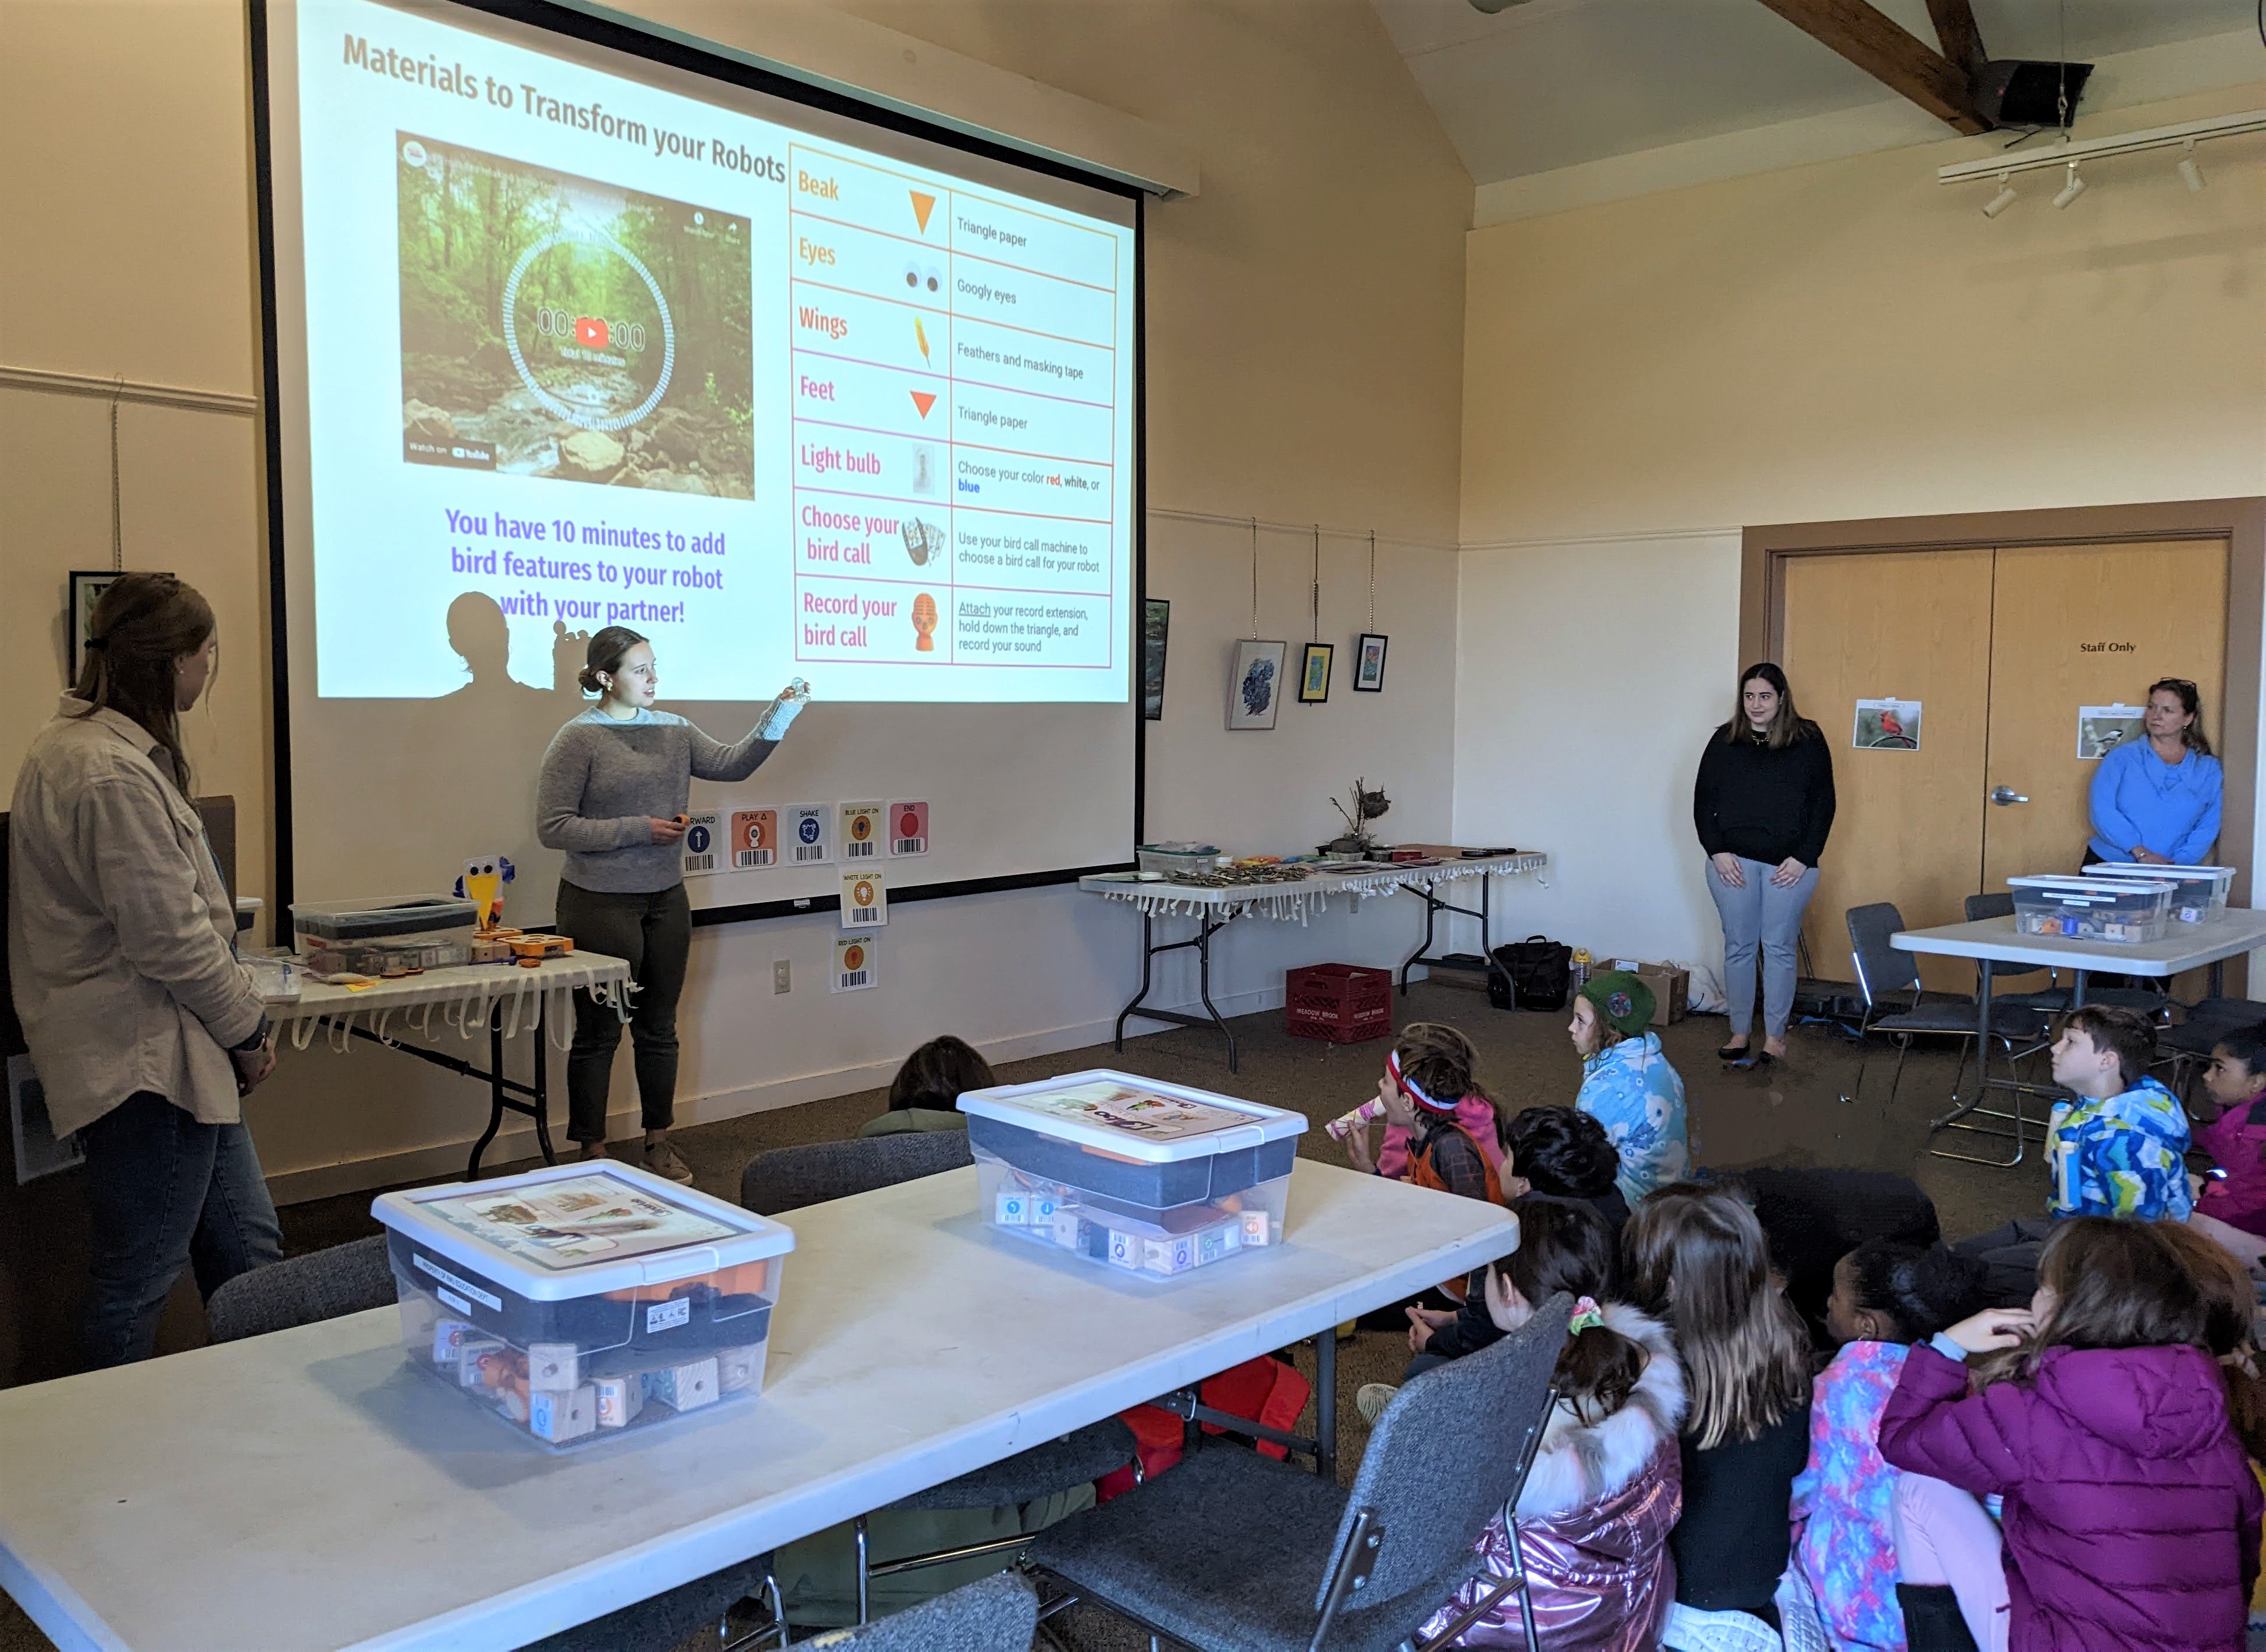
xmin=0 ymin=983 xmax=2059 ymax=1651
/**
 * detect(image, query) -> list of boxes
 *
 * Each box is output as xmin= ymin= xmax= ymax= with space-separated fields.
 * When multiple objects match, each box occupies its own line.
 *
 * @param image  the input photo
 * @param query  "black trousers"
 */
xmin=554 ymin=880 xmax=692 ymax=1141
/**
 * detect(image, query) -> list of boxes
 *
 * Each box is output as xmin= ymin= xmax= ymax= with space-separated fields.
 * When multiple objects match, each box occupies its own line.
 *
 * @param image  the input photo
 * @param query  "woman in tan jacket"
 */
xmin=8 ymin=574 xmax=279 ymax=1367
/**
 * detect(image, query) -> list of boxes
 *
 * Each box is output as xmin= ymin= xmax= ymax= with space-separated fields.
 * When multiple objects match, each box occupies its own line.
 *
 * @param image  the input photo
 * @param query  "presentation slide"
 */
xmin=294 ymin=0 xmax=1136 ymax=704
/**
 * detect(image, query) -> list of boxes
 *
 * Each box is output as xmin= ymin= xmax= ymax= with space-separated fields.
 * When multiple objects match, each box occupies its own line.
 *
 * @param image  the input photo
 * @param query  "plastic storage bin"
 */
xmin=372 ymin=1161 xmax=793 ymax=1450
xmin=957 ymin=1071 xmax=1306 ymax=1279
xmin=292 ymin=896 xmax=477 ymax=947
xmin=2008 ymin=875 xmax=2174 ymax=944
xmin=1135 ymin=843 xmax=1226 ymax=876
xmin=2082 ymin=863 xmax=2234 ymax=926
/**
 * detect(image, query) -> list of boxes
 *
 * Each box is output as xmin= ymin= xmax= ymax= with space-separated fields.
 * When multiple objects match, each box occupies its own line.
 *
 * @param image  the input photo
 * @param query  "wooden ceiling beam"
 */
xmin=1752 ymin=0 xmax=1992 ymax=134
xmin=1923 ymin=0 xmax=1988 ymax=78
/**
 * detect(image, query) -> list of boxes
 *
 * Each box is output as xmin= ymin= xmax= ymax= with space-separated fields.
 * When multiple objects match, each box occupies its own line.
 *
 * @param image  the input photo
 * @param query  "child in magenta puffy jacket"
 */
xmin=2192 ymin=1022 xmax=2266 ymax=1237
xmin=1879 ymin=1218 xmax=2261 ymax=1652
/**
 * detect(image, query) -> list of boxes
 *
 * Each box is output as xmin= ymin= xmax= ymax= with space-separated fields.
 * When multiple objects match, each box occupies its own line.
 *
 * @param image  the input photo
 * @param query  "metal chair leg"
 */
xmin=855 ymin=1514 xmax=871 ymax=1625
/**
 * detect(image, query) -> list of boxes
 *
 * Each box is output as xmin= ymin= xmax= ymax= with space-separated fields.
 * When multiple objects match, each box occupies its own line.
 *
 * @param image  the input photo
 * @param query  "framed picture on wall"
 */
xmin=1142 ymin=599 xmax=1169 ymax=721
xmin=1353 ymin=633 xmax=1388 ymax=692
xmin=1298 ymin=642 xmax=1333 ymax=704
xmin=1226 ymin=639 xmax=1286 ymax=731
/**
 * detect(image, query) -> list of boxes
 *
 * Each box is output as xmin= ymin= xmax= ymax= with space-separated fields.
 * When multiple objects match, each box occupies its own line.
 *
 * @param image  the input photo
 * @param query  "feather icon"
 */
xmin=913 ymin=316 xmax=931 ymax=364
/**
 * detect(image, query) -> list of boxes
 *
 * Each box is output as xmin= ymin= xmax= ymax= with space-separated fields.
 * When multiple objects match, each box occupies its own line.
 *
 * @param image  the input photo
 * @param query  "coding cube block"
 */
xmin=643 ymin=1357 xmax=719 ymax=1412
xmin=1105 ymin=1228 xmax=1142 ymax=1271
xmin=593 ymin=1374 xmax=643 ymax=1429
xmin=1142 ymin=1235 xmax=1197 ymax=1276
xmin=1240 ymin=1209 xmax=1272 ymax=1247
xmin=716 ymin=1344 xmax=765 ymax=1394
xmin=527 ymin=1343 xmax=579 ymax=1392
xmin=528 ymin=1384 xmax=596 ymax=1443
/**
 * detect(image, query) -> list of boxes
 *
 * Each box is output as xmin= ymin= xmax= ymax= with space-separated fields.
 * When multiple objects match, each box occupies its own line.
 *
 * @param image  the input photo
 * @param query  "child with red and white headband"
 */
xmin=1339 ymin=1022 xmax=1506 ymax=1205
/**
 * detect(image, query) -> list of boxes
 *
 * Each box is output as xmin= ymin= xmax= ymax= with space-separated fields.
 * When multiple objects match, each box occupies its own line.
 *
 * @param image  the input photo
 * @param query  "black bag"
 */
xmin=1491 ymin=936 xmax=1572 ymax=1012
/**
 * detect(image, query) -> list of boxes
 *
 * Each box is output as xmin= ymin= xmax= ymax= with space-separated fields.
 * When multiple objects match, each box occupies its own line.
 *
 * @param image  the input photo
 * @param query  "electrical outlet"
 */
xmin=772 ymin=959 xmax=791 ymax=995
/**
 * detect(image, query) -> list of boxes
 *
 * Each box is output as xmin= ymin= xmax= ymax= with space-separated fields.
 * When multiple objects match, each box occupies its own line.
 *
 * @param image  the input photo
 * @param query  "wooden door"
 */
xmin=1980 ymin=540 xmax=2229 ymax=889
xmin=1783 ymin=549 xmax=1994 ymax=991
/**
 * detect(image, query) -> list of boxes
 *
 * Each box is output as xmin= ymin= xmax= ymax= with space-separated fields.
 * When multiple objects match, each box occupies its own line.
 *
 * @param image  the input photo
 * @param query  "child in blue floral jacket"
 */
xmin=1791 ymin=1241 xmax=1989 ymax=1651
xmin=1569 ymin=971 xmax=1690 ymax=1203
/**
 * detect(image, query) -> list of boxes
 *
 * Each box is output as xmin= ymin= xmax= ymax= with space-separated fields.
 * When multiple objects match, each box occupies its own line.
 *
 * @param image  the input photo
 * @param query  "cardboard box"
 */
xmin=1604 ymin=960 xmax=1688 ymax=1026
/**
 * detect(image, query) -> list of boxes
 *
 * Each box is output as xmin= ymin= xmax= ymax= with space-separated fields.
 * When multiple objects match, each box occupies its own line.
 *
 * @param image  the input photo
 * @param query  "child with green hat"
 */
xmin=1571 ymin=970 xmax=1690 ymax=1203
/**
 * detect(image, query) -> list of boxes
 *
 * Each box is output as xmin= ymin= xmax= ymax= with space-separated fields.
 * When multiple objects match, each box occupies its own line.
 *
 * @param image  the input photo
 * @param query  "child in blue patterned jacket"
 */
xmin=1568 ymin=971 xmax=1690 ymax=1203
xmin=1792 ymin=1241 xmax=1990 ymax=1651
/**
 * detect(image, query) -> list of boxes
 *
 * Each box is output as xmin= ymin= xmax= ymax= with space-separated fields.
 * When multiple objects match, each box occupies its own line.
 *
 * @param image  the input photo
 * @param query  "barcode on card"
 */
xmin=682 ymin=854 xmax=715 ymax=873
xmin=845 ymin=839 xmax=876 ymax=858
xmin=793 ymin=845 xmax=826 ymax=863
xmin=847 ymin=905 xmax=880 ymax=925
xmin=734 ymin=848 xmax=774 ymax=869
xmin=893 ymin=837 xmax=926 ymax=854
xmin=840 ymin=969 xmax=869 ymax=987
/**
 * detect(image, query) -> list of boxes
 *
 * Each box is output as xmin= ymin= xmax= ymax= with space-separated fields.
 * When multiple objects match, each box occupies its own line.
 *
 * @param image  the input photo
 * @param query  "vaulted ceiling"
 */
xmin=1370 ymin=0 xmax=2260 ymax=186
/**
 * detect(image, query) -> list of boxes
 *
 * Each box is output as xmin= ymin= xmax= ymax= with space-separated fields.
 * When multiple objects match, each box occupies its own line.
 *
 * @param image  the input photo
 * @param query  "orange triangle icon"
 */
xmin=910 ymin=390 xmax=937 ymax=419
xmin=909 ymin=192 xmax=936 ymax=233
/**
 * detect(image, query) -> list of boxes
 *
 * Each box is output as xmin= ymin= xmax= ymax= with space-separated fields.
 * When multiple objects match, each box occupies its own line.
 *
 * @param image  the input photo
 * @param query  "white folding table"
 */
xmin=268 ymin=951 xmax=632 ymax=1179
xmin=0 ymin=1160 xmax=1516 ymax=1652
xmin=1890 ymin=909 xmax=2266 ymax=1161
xmin=1081 ymin=852 xmax=1549 ymax=1070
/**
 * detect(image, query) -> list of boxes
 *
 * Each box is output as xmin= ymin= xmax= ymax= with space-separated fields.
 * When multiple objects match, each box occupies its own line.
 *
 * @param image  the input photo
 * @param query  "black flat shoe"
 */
xmin=1717 ymin=1043 xmax=1751 ymax=1062
xmin=1733 ymin=1049 xmax=1776 ymax=1070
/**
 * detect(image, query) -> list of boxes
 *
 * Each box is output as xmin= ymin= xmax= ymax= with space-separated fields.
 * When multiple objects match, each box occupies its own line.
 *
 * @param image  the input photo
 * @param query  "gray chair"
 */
xmin=1961 ymin=893 xmax=2072 ymax=1018
xmin=1844 ymin=903 xmax=2051 ymax=1166
xmin=204 ymin=1234 xmax=396 ymax=1342
xmin=802 ymin=1570 xmax=1038 ymax=1650
xmin=739 ymin=1130 xmax=1135 ymax=1623
xmin=1028 ymin=1295 xmax=1572 ymax=1652
xmin=739 ymin=1129 xmax=972 ymax=1216
xmin=514 ymin=1555 xmax=781 ymax=1652
xmin=2159 ymin=997 xmax=2266 ymax=1093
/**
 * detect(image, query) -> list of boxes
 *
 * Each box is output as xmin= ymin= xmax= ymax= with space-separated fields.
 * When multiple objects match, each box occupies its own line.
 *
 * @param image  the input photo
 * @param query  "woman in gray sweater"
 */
xmin=537 ymin=626 xmax=806 ymax=1182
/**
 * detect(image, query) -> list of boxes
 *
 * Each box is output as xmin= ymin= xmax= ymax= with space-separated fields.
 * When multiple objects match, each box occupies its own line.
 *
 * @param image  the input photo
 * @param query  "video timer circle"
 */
xmin=798 ymin=817 xmax=821 ymax=844
xmin=500 ymin=227 xmax=677 ymax=432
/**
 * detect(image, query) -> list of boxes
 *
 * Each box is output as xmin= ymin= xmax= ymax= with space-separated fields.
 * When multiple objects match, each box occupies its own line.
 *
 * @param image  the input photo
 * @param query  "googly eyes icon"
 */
xmin=923 ymin=264 xmax=941 ymax=293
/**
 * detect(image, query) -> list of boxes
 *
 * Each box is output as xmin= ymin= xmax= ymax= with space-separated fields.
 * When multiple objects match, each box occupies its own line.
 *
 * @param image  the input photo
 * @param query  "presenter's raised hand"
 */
xmin=1710 ymin=852 xmax=1746 ymax=889
xmin=757 ymin=678 xmax=812 ymax=742
xmin=1769 ymin=856 xmax=1806 ymax=888
xmin=647 ymin=817 xmax=688 ymax=846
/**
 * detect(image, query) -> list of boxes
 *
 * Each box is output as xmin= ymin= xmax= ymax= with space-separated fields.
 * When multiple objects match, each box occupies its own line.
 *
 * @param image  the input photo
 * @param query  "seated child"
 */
xmin=1792 ymin=1241 xmax=1989 ymax=1652
xmin=857 ymin=1035 xmax=994 ymax=1138
xmin=1385 ymin=1117 xmax=1627 ymax=1392
xmin=2192 ymin=1020 xmax=2266 ymax=1238
xmin=1883 ymin=1218 xmax=2262 ymax=1652
xmin=1390 ymin=1193 xmax=1617 ymax=1400
xmin=1340 ymin=1022 xmax=1505 ymax=1204
xmin=1624 ymin=1185 xmax=1813 ymax=1641
xmin=1955 ymin=1005 xmax=2192 ymax=1303
xmin=1419 ymin=1206 xmax=1685 ymax=1650
xmin=1504 ymin=1104 xmax=1631 ymax=1234
xmin=1569 ymin=971 xmax=1690 ymax=1202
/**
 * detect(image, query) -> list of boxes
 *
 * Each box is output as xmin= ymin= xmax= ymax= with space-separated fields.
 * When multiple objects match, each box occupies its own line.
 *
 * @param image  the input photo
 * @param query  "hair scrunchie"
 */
xmin=1567 ymin=1295 xmax=1605 ymax=1336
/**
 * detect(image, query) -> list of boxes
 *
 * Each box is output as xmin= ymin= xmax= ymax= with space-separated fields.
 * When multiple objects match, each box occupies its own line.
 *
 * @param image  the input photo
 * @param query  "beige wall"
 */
xmin=3 ymin=0 xmax=1470 ymax=1193
xmin=1454 ymin=83 xmax=2266 ymax=981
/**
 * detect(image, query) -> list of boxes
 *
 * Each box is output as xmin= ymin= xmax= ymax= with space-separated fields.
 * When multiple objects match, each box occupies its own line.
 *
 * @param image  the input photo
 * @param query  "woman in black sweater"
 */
xmin=1693 ymin=663 xmax=1835 ymax=1067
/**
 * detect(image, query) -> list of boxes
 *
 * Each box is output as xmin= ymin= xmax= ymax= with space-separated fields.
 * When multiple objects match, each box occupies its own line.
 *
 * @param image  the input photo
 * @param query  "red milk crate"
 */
xmin=1285 ymin=964 xmax=1395 ymax=1045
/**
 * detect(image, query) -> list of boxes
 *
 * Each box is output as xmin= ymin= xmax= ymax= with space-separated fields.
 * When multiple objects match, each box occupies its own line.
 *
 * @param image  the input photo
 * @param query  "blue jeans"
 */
xmin=1706 ymin=856 xmax=1820 ymax=1040
xmin=80 ymin=1091 xmax=283 ymax=1368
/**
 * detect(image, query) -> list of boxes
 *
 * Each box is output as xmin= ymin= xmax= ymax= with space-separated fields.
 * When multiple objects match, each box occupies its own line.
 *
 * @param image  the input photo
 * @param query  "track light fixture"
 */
xmin=2178 ymin=140 xmax=2205 ymax=192
xmin=2051 ymin=162 xmax=2086 ymax=209
xmin=1941 ymin=108 xmax=2262 ymax=219
xmin=1981 ymin=172 xmax=2018 ymax=218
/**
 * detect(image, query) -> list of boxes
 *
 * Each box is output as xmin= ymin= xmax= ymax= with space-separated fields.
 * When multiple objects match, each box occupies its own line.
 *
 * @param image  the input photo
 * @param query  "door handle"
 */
xmin=1991 ymin=786 xmax=2029 ymax=806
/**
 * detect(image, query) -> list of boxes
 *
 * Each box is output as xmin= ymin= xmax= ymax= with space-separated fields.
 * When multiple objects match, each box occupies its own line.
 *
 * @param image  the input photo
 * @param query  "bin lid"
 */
xmin=373 ymin=1161 xmax=792 ymax=1300
xmin=958 ymin=1069 xmax=1306 ymax=1163
xmin=2008 ymin=874 xmax=2173 ymax=900
xmin=2081 ymin=863 xmax=2234 ymax=882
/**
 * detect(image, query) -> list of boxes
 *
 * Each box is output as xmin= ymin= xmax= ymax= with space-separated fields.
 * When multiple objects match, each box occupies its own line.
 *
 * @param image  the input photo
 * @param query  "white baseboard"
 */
xmin=260 ymin=980 xmax=1315 ymax=1205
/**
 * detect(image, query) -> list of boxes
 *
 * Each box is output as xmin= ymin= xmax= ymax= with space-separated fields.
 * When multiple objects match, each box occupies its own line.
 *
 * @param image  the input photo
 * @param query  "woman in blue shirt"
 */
xmin=2087 ymin=678 xmax=2221 ymax=865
